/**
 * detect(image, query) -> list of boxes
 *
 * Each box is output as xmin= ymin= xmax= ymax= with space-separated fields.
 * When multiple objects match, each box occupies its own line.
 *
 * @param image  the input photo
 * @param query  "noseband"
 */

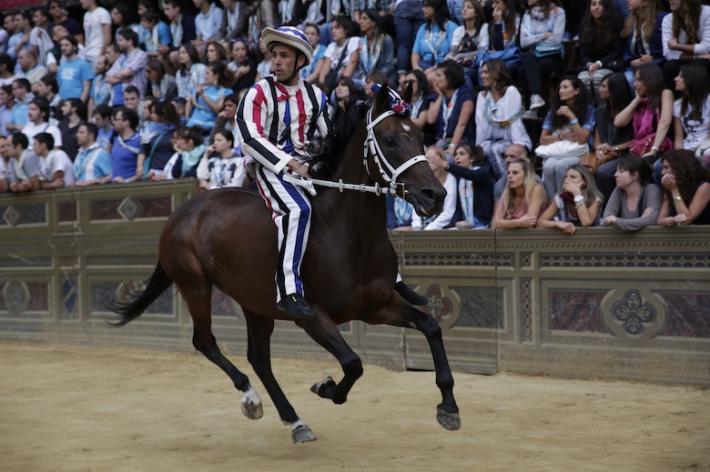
xmin=363 ymin=108 xmax=427 ymax=196
xmin=284 ymin=106 xmax=428 ymax=197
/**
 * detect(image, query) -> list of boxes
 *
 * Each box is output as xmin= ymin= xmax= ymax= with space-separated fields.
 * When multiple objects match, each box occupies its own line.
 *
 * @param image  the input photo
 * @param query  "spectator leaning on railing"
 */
xmin=656 ymin=149 xmax=710 ymax=226
xmin=33 ymin=132 xmax=74 ymax=190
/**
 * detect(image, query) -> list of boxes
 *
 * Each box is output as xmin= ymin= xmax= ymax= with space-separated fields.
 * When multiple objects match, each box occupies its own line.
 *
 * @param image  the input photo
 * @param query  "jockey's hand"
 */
xmin=287 ymin=159 xmax=310 ymax=178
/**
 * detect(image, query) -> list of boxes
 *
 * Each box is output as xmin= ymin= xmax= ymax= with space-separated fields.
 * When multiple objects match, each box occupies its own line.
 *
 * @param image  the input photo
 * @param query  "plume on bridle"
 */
xmin=371 ymin=83 xmax=411 ymax=116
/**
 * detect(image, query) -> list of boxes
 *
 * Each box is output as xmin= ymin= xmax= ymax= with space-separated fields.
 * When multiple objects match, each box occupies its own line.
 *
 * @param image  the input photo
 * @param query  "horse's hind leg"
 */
xmin=367 ymin=296 xmax=460 ymax=431
xmin=180 ymin=282 xmax=263 ymax=420
xmin=244 ymin=311 xmax=316 ymax=443
xmin=295 ymin=310 xmax=363 ymax=406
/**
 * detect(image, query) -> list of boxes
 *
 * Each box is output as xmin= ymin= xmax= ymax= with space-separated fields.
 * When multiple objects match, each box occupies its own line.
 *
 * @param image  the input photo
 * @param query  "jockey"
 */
xmin=236 ymin=26 xmax=329 ymax=319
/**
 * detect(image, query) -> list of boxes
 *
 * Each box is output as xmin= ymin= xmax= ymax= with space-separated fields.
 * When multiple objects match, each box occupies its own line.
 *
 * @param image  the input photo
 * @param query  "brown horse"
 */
xmin=112 ymin=85 xmax=461 ymax=443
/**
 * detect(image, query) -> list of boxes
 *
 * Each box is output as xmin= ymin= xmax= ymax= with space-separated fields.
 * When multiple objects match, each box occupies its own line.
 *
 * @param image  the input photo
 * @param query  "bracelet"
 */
xmin=673 ymin=195 xmax=682 ymax=202
xmin=569 ymin=118 xmax=579 ymax=126
xmin=651 ymin=145 xmax=659 ymax=152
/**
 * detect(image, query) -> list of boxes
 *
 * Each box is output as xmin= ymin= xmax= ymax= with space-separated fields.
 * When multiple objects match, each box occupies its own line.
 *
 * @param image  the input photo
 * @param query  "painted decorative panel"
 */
xmin=61 ymin=277 xmax=78 ymax=320
xmin=0 ymin=281 xmax=48 ymax=315
xmin=549 ymin=290 xmax=609 ymax=333
xmin=0 ymin=204 xmax=47 ymax=226
xmin=89 ymin=199 xmax=123 ymax=220
xmin=451 ymin=286 xmax=503 ymax=329
xmin=90 ymin=196 xmax=172 ymax=221
xmin=658 ymin=292 xmax=710 ymax=338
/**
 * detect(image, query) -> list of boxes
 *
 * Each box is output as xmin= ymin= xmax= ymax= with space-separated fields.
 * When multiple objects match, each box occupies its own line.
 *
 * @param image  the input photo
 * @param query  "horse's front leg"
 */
xmin=244 ymin=312 xmax=317 ymax=443
xmin=295 ymin=310 xmax=364 ymax=405
xmin=366 ymin=294 xmax=461 ymax=431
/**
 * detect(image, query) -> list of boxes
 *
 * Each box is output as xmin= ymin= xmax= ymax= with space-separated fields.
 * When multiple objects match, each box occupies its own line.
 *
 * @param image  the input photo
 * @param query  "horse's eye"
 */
xmin=383 ymin=135 xmax=395 ymax=145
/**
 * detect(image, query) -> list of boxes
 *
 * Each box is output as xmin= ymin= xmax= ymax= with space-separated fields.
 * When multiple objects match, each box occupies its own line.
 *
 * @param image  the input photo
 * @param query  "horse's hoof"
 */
xmin=292 ymin=424 xmax=317 ymax=443
xmin=241 ymin=400 xmax=263 ymax=420
xmin=240 ymin=391 xmax=264 ymax=420
xmin=310 ymin=376 xmax=336 ymax=398
xmin=436 ymin=407 xmax=461 ymax=431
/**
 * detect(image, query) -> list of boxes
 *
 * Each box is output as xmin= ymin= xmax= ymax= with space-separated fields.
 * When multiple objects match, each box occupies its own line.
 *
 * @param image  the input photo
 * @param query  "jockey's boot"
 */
xmin=395 ymin=281 xmax=429 ymax=306
xmin=277 ymin=293 xmax=315 ymax=319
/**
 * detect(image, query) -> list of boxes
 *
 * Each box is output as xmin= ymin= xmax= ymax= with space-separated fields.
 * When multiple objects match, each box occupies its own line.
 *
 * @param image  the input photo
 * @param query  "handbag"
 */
xmin=580 ymin=152 xmax=602 ymax=172
xmin=323 ymin=39 xmax=350 ymax=93
xmin=535 ymin=140 xmax=589 ymax=159
xmin=476 ymin=46 xmax=521 ymax=68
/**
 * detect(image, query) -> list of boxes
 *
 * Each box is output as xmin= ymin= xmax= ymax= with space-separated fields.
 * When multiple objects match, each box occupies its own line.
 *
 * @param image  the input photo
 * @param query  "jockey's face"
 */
xmin=270 ymin=44 xmax=304 ymax=84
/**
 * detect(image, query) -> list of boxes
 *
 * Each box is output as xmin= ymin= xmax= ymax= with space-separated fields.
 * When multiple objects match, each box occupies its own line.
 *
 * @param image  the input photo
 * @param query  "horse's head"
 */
xmin=366 ymin=84 xmax=446 ymax=217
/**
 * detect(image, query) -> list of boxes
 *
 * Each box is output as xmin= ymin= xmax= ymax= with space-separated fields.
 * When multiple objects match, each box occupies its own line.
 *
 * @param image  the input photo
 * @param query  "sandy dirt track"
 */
xmin=0 ymin=341 xmax=708 ymax=472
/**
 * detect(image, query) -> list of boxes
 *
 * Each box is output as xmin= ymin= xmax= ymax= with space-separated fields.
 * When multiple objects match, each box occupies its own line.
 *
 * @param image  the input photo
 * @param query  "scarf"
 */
xmin=181 ymin=143 xmax=206 ymax=173
xmin=360 ymin=34 xmax=383 ymax=74
xmin=170 ymin=16 xmax=183 ymax=47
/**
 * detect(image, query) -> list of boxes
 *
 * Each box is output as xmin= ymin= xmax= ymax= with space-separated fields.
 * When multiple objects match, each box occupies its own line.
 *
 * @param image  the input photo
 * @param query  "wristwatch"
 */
xmin=673 ymin=195 xmax=682 ymax=202
xmin=573 ymin=195 xmax=584 ymax=204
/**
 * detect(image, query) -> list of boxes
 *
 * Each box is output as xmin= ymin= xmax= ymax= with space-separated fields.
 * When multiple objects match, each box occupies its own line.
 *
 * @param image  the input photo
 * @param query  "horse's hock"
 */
xmin=0 ymin=181 xmax=709 ymax=386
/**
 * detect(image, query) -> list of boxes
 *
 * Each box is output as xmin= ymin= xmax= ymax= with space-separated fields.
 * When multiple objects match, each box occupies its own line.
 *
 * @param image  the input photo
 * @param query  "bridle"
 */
xmin=284 ymin=105 xmax=428 ymax=197
xmin=363 ymin=108 xmax=428 ymax=196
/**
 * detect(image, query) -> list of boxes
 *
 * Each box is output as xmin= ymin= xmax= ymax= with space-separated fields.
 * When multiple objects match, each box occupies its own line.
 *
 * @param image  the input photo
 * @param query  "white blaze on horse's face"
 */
xmin=401 ymin=123 xmax=411 ymax=132
xmin=365 ymin=108 xmax=427 ymax=193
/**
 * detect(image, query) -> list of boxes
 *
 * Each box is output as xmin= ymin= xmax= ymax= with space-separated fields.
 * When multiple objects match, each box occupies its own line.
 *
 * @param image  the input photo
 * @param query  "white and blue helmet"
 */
xmin=262 ymin=26 xmax=313 ymax=65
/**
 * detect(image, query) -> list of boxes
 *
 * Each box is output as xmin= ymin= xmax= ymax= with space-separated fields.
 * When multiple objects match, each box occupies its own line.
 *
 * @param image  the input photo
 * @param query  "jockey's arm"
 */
xmin=236 ymin=83 xmax=297 ymax=174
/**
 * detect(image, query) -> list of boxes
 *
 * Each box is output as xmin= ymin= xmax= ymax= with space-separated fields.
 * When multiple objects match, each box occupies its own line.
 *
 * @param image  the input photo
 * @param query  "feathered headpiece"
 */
xmin=371 ymin=83 xmax=411 ymax=116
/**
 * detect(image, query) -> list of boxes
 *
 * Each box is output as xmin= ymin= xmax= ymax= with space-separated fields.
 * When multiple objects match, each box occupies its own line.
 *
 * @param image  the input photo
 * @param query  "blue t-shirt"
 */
xmin=74 ymin=146 xmax=112 ymax=181
xmin=10 ymin=102 xmax=29 ymax=128
xmin=413 ymin=21 xmax=458 ymax=66
xmin=111 ymin=132 xmax=141 ymax=179
xmin=187 ymin=85 xmax=230 ymax=130
xmin=90 ymin=74 xmax=111 ymax=107
xmin=58 ymin=57 xmax=96 ymax=100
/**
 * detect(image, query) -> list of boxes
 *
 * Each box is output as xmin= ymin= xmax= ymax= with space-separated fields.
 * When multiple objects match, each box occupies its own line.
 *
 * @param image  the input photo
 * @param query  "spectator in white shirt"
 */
xmin=33 ymin=132 xmax=75 ymax=189
xmin=22 ymin=98 xmax=62 ymax=147
xmin=193 ymin=0 xmax=225 ymax=49
xmin=412 ymin=146 xmax=458 ymax=230
xmin=81 ymin=0 xmax=112 ymax=65
xmin=672 ymin=63 xmax=710 ymax=153
xmin=661 ymin=0 xmax=710 ymax=88
xmin=3 ymin=132 xmax=41 ymax=193
xmin=15 ymin=48 xmax=47 ymax=84
xmin=30 ymin=8 xmax=54 ymax=67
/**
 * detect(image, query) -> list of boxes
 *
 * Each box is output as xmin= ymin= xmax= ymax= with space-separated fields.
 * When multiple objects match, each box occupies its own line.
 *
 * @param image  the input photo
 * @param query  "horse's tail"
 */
xmin=110 ymin=261 xmax=173 ymax=326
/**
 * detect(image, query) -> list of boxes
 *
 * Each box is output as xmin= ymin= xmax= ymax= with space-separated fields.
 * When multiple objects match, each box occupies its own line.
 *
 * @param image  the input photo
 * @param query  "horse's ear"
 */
xmin=374 ymin=83 xmax=390 ymax=114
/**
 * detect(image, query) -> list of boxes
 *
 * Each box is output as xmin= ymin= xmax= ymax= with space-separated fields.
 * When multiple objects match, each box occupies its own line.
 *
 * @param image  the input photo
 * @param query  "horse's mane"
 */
xmin=320 ymin=99 xmax=369 ymax=170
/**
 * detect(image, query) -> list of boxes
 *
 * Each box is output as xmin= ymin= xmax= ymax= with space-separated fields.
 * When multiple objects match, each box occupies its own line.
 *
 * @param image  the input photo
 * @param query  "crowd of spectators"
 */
xmin=0 ymin=0 xmax=708 ymax=229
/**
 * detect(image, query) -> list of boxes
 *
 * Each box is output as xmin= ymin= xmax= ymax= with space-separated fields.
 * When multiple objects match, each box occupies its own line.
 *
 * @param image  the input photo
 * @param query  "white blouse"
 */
xmin=412 ymin=173 xmax=457 ymax=230
xmin=475 ymin=86 xmax=532 ymax=149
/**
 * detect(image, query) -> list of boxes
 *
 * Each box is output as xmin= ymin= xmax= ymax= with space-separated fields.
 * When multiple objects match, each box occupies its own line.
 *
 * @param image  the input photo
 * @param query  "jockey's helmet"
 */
xmin=262 ymin=26 xmax=313 ymax=66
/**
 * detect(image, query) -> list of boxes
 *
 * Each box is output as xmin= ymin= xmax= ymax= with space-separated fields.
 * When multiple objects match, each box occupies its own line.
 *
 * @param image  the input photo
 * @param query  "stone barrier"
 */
xmin=1 ymin=181 xmax=708 ymax=385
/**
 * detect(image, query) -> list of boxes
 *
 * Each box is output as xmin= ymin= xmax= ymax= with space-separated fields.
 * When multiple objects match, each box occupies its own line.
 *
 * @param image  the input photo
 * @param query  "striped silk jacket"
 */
xmin=236 ymin=76 xmax=330 ymax=174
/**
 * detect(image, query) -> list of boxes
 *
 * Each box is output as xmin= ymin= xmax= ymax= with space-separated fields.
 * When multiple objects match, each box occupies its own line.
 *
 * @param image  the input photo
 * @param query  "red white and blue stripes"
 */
xmin=236 ymin=77 xmax=328 ymax=301
xmin=236 ymin=77 xmax=329 ymax=174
